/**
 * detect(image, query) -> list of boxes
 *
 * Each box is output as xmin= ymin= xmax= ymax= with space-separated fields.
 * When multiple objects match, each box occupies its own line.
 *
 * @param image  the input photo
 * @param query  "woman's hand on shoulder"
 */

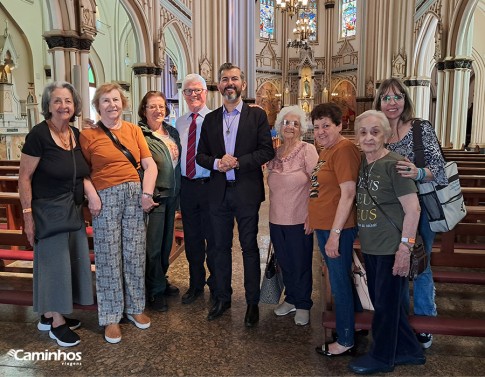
xmin=82 ymin=118 xmax=97 ymax=129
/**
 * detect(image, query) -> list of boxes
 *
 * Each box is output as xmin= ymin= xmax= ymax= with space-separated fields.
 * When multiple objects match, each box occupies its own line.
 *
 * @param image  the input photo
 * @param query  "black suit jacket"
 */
xmin=196 ymin=102 xmax=275 ymax=206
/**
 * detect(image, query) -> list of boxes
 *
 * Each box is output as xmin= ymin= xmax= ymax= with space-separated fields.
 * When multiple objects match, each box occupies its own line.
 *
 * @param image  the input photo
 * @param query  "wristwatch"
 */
xmin=331 ymin=228 xmax=341 ymax=235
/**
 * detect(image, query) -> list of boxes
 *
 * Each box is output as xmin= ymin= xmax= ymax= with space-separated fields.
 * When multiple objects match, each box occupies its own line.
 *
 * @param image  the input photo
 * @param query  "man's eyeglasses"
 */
xmin=183 ymin=88 xmax=204 ymax=96
xmin=282 ymin=120 xmax=300 ymax=128
xmin=146 ymin=104 xmax=166 ymax=111
xmin=380 ymin=94 xmax=405 ymax=103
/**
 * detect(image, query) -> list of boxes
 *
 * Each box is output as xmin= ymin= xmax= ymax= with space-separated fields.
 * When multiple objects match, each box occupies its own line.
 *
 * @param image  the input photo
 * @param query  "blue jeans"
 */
xmin=404 ymin=210 xmax=437 ymax=317
xmin=316 ymin=227 xmax=358 ymax=347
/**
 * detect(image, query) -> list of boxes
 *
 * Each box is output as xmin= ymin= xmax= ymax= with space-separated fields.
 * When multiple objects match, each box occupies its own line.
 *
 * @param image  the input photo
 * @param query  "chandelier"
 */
xmin=276 ymin=0 xmax=309 ymax=18
xmin=287 ymin=17 xmax=314 ymax=50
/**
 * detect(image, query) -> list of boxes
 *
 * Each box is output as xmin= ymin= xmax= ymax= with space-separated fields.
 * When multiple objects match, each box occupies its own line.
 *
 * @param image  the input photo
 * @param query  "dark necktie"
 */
xmin=186 ymin=113 xmax=198 ymax=179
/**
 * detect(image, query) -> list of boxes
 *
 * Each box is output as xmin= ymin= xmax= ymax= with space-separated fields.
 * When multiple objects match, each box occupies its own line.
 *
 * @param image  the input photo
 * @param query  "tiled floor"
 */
xmin=0 ymin=197 xmax=484 ymax=376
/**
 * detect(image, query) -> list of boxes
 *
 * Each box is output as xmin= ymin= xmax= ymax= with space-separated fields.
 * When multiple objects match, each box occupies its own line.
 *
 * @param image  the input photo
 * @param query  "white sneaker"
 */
xmin=294 ymin=309 xmax=309 ymax=326
xmin=274 ymin=301 xmax=296 ymax=316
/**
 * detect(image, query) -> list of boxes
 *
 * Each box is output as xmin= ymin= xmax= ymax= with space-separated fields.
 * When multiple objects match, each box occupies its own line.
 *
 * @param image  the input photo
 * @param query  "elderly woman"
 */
xmin=374 ymin=78 xmax=447 ymax=349
xmin=349 ymin=110 xmax=425 ymax=374
xmin=267 ymin=105 xmax=318 ymax=326
xmin=137 ymin=91 xmax=181 ymax=312
xmin=309 ymin=103 xmax=360 ymax=357
xmin=80 ymin=83 xmax=158 ymax=344
xmin=19 ymin=81 xmax=94 ymax=347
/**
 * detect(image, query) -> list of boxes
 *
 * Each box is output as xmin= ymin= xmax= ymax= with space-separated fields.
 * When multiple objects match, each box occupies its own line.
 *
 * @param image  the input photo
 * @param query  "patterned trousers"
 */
xmin=92 ymin=182 xmax=146 ymax=326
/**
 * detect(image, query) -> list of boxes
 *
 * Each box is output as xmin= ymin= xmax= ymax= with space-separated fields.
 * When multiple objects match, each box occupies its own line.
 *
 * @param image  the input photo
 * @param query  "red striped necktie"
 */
xmin=186 ymin=113 xmax=198 ymax=179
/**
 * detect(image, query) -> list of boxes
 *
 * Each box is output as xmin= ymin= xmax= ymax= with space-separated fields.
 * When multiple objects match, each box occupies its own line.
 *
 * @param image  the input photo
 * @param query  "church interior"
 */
xmin=0 ymin=0 xmax=484 ymax=375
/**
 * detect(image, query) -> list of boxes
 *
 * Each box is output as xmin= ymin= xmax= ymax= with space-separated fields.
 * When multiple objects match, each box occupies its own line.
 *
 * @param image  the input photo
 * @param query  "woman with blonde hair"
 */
xmin=80 ymin=82 xmax=158 ymax=344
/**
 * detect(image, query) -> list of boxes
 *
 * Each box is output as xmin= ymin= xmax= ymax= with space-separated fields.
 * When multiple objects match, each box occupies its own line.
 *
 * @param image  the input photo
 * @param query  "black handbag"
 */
xmin=98 ymin=121 xmax=143 ymax=182
xmin=364 ymin=178 xmax=427 ymax=280
xmin=31 ymin=129 xmax=83 ymax=239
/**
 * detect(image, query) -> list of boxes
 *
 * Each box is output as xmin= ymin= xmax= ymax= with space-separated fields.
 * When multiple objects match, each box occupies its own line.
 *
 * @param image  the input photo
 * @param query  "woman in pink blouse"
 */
xmin=267 ymin=105 xmax=319 ymax=326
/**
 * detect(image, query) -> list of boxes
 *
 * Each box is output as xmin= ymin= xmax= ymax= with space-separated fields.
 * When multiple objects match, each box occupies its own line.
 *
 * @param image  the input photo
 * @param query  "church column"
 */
xmin=324 ymin=1 xmax=335 ymax=95
xmin=228 ymin=0 xmax=256 ymax=99
xmin=79 ymin=39 xmax=93 ymax=120
xmin=434 ymin=62 xmax=445 ymax=142
xmin=405 ymin=79 xmax=431 ymax=120
xmin=436 ymin=58 xmax=472 ymax=149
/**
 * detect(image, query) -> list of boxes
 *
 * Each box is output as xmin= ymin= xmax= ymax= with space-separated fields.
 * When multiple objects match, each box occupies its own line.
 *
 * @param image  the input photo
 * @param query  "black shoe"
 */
xmin=49 ymin=323 xmax=81 ymax=347
xmin=148 ymin=293 xmax=168 ymax=312
xmin=244 ymin=304 xmax=259 ymax=327
xmin=164 ymin=282 xmax=180 ymax=297
xmin=38 ymin=315 xmax=81 ymax=331
xmin=348 ymin=354 xmax=394 ymax=375
xmin=181 ymin=288 xmax=203 ymax=305
xmin=207 ymin=300 xmax=231 ymax=321
xmin=315 ymin=342 xmax=356 ymax=357
xmin=416 ymin=332 xmax=433 ymax=349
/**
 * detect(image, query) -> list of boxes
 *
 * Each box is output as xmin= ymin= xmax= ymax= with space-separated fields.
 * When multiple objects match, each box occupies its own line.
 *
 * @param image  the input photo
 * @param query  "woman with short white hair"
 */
xmin=267 ymin=105 xmax=319 ymax=326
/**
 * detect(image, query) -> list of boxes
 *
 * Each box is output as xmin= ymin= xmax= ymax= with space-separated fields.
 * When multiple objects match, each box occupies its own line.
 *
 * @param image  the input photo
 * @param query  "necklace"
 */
xmin=48 ymin=120 xmax=72 ymax=150
xmin=224 ymin=111 xmax=237 ymax=135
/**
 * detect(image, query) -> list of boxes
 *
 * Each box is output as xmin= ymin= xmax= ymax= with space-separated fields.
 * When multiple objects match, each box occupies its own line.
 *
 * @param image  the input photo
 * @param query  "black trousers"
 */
xmin=180 ymin=178 xmax=215 ymax=292
xmin=209 ymin=186 xmax=261 ymax=304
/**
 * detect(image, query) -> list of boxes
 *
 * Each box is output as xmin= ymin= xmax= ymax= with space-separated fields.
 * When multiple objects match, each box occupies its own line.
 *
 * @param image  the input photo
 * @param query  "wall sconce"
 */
xmin=124 ymin=53 xmax=131 ymax=67
xmin=170 ymin=64 xmax=178 ymax=77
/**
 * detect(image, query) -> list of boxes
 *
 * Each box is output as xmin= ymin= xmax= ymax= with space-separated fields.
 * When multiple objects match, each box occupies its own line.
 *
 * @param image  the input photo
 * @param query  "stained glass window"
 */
xmin=260 ymin=0 xmax=275 ymax=39
xmin=341 ymin=0 xmax=357 ymax=38
xmin=299 ymin=0 xmax=317 ymax=42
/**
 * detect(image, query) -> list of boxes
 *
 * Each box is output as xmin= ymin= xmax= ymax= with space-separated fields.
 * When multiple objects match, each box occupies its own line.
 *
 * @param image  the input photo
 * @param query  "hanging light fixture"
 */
xmin=275 ymin=0 xmax=309 ymax=19
xmin=287 ymin=16 xmax=314 ymax=50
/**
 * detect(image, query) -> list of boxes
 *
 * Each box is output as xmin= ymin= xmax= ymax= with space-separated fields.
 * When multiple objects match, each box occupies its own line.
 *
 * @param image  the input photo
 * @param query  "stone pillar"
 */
xmin=435 ymin=58 xmax=472 ymax=149
xmin=405 ymin=78 xmax=431 ymax=120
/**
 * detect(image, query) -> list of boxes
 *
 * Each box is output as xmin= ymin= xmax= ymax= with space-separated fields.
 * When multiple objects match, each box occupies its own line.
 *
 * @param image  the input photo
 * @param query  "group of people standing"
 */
xmin=267 ymin=78 xmax=445 ymax=374
xmin=19 ymin=66 xmax=443 ymax=375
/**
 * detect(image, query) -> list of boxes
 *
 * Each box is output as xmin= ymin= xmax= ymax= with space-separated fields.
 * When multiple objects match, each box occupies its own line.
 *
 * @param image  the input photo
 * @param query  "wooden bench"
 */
xmin=462 ymin=187 xmax=485 ymax=206
xmin=459 ymin=175 xmax=485 ymax=187
xmin=0 ymin=166 xmax=20 ymax=175
xmin=322 ymin=312 xmax=485 ymax=337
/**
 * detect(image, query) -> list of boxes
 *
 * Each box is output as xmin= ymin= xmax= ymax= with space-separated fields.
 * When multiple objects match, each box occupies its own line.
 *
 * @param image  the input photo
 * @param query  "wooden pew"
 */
xmin=458 ymin=167 xmax=485 ymax=175
xmin=462 ymin=187 xmax=485 ymax=206
xmin=0 ymin=166 xmax=19 ymax=175
xmin=459 ymin=175 xmax=485 ymax=187
xmin=0 ymin=160 xmax=20 ymax=166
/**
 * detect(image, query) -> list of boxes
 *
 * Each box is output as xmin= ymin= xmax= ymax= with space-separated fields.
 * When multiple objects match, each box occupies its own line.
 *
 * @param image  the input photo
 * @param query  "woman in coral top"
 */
xmin=267 ymin=105 xmax=319 ymax=326
xmin=80 ymin=83 xmax=158 ymax=344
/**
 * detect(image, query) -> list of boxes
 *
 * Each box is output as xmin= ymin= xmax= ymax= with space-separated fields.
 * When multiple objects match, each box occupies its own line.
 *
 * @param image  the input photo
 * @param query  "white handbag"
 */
xmin=352 ymin=251 xmax=374 ymax=311
xmin=417 ymin=161 xmax=467 ymax=232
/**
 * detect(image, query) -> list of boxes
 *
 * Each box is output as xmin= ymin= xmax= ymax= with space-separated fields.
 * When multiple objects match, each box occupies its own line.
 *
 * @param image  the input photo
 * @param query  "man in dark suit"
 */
xmin=196 ymin=62 xmax=275 ymax=327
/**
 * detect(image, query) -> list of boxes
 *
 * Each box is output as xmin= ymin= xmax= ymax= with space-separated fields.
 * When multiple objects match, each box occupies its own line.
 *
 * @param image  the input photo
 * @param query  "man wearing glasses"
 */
xmin=176 ymin=74 xmax=216 ymax=305
xmin=196 ymin=63 xmax=275 ymax=327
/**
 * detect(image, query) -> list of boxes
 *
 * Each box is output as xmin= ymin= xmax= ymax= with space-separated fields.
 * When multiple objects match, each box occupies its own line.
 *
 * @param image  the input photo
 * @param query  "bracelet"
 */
xmin=419 ymin=168 xmax=426 ymax=182
xmin=22 ymin=208 xmax=32 ymax=213
xmin=142 ymin=192 xmax=153 ymax=198
xmin=401 ymin=237 xmax=415 ymax=243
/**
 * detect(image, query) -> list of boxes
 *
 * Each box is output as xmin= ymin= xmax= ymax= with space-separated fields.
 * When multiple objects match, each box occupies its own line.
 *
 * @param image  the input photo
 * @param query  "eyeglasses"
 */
xmin=146 ymin=104 xmax=166 ymax=111
xmin=183 ymin=88 xmax=204 ymax=96
xmin=380 ymin=94 xmax=405 ymax=103
xmin=282 ymin=120 xmax=300 ymax=128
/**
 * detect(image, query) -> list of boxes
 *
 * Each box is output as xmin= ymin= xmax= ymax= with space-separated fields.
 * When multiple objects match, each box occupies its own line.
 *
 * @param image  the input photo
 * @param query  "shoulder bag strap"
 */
xmin=411 ymin=119 xmax=426 ymax=168
xmin=97 ymin=121 xmax=142 ymax=181
xmin=68 ymin=127 xmax=76 ymax=193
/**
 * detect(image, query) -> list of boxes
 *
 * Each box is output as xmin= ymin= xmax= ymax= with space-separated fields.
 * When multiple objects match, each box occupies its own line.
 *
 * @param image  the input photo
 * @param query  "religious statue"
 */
xmin=303 ymin=77 xmax=311 ymax=98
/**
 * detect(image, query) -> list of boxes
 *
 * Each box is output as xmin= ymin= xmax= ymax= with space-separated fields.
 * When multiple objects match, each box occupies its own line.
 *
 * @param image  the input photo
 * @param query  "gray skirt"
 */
xmin=33 ymin=219 xmax=94 ymax=314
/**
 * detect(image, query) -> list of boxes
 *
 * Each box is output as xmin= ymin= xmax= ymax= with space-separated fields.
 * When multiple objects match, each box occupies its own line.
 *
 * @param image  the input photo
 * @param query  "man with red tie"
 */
xmin=176 ymin=74 xmax=215 ymax=305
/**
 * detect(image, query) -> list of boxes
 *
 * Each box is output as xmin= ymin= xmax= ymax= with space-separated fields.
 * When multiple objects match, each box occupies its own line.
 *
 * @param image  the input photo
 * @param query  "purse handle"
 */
xmin=68 ymin=127 xmax=76 ymax=193
xmin=97 ymin=121 xmax=142 ymax=182
xmin=266 ymin=241 xmax=274 ymax=265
